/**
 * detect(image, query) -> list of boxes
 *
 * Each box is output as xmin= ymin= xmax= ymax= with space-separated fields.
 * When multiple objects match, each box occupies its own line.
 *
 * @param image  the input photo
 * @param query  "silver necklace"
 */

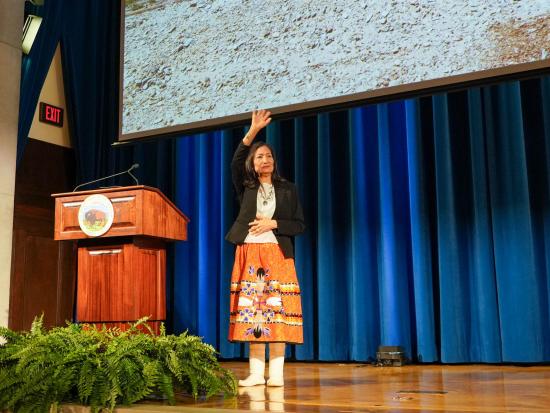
xmin=259 ymin=184 xmax=274 ymax=206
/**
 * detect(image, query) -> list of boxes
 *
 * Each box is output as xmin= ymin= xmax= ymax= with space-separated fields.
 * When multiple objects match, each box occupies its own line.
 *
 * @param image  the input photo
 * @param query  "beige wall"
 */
xmin=0 ymin=0 xmax=24 ymax=327
xmin=29 ymin=44 xmax=71 ymax=148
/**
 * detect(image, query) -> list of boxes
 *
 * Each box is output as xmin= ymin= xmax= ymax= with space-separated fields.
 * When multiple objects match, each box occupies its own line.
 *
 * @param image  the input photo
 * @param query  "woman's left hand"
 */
xmin=248 ymin=217 xmax=277 ymax=235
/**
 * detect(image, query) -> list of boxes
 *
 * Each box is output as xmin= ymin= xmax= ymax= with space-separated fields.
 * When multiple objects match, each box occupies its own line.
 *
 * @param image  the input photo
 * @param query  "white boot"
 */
xmin=267 ymin=343 xmax=285 ymax=387
xmin=239 ymin=343 xmax=266 ymax=387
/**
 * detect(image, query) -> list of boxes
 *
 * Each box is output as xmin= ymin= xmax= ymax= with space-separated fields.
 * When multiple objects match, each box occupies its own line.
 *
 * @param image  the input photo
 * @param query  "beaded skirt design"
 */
xmin=228 ymin=243 xmax=303 ymax=344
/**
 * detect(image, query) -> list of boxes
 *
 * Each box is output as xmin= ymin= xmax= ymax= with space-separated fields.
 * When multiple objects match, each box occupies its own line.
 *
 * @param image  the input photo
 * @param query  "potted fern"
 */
xmin=0 ymin=316 xmax=236 ymax=412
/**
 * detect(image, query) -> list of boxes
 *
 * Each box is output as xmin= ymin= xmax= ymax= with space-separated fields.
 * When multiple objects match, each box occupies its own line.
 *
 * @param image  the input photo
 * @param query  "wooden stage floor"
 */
xmin=110 ymin=362 xmax=550 ymax=412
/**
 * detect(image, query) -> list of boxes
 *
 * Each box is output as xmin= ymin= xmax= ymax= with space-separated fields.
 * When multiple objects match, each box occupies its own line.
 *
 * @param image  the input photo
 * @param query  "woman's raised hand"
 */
xmin=243 ymin=109 xmax=272 ymax=145
xmin=251 ymin=109 xmax=272 ymax=132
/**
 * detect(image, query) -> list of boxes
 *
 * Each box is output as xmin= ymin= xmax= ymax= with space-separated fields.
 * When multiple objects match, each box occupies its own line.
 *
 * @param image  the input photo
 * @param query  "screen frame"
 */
xmin=117 ymin=0 xmax=550 ymax=144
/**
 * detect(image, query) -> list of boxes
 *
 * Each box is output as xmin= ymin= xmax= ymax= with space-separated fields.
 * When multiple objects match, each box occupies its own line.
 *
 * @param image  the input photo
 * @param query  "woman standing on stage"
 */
xmin=225 ymin=109 xmax=305 ymax=387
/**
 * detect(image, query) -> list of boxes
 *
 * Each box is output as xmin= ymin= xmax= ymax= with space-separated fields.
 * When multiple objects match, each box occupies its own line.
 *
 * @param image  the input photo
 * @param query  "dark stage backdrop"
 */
xmin=19 ymin=0 xmax=550 ymax=363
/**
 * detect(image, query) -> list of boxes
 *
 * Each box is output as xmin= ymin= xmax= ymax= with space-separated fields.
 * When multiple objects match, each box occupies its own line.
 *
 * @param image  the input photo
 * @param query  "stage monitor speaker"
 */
xmin=375 ymin=345 xmax=407 ymax=367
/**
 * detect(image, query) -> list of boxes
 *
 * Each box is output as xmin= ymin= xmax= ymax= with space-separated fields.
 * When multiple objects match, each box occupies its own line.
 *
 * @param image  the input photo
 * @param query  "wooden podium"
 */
xmin=52 ymin=186 xmax=189 ymax=332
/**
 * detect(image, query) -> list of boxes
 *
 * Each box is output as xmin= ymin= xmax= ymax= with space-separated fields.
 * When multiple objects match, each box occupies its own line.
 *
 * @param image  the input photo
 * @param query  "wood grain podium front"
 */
xmin=52 ymin=186 xmax=189 ymax=332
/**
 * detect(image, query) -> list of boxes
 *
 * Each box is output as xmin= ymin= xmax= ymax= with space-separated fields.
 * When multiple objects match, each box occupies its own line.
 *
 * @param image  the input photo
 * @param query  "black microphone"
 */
xmin=73 ymin=163 xmax=140 ymax=192
xmin=127 ymin=163 xmax=139 ymax=186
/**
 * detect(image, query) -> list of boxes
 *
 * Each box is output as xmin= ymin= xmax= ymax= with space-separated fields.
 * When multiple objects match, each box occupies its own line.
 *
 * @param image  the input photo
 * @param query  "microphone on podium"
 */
xmin=73 ymin=163 xmax=140 ymax=192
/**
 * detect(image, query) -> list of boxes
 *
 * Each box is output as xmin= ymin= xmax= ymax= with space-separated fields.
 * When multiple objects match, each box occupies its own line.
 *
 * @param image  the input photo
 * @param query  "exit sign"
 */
xmin=39 ymin=102 xmax=63 ymax=127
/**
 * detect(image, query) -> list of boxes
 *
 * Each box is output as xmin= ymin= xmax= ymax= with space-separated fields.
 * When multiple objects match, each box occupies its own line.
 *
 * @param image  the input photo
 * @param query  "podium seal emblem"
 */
xmin=78 ymin=194 xmax=114 ymax=237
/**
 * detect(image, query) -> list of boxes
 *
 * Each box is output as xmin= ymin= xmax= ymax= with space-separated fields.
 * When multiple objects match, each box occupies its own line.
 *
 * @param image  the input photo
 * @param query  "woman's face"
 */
xmin=253 ymin=145 xmax=274 ymax=176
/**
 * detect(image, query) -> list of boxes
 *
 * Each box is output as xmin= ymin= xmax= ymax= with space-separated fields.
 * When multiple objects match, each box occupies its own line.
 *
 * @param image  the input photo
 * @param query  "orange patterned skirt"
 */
xmin=228 ymin=243 xmax=303 ymax=344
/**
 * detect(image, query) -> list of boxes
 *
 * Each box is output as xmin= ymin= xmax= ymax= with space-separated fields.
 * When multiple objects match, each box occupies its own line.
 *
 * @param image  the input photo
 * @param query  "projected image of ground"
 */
xmin=121 ymin=0 xmax=550 ymax=136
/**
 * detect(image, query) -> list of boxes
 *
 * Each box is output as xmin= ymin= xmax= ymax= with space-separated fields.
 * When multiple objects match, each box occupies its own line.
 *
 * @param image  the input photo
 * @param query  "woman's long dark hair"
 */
xmin=243 ymin=142 xmax=285 ymax=188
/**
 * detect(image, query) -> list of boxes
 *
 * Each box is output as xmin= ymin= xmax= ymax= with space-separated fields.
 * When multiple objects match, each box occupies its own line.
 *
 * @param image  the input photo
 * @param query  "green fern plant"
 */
xmin=0 ymin=316 xmax=237 ymax=413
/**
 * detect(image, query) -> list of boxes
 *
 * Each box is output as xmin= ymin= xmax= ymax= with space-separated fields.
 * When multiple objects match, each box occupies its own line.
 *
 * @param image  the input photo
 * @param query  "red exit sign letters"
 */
xmin=39 ymin=102 xmax=64 ymax=127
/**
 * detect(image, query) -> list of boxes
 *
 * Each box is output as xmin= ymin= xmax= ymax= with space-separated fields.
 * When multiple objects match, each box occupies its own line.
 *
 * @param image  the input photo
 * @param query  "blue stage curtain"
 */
xmin=173 ymin=76 xmax=550 ymax=363
xmin=17 ymin=1 xmax=64 ymax=163
xmin=61 ymin=0 xmax=126 ymax=185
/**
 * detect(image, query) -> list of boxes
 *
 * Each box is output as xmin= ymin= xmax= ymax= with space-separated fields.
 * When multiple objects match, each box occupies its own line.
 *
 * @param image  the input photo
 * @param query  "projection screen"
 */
xmin=119 ymin=0 xmax=550 ymax=142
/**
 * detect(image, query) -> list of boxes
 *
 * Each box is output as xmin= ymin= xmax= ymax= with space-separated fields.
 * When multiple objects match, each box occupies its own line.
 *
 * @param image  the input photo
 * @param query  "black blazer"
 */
xmin=225 ymin=142 xmax=305 ymax=258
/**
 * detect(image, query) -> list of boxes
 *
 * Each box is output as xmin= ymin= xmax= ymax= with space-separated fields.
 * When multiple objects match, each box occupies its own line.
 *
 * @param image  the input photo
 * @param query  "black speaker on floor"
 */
xmin=375 ymin=345 xmax=407 ymax=366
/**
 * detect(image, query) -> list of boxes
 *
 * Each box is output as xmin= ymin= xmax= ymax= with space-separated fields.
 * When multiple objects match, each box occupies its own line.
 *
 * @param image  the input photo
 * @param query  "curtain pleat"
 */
xmin=466 ymin=89 xmax=501 ymax=362
xmin=315 ymin=113 xmax=348 ymax=360
xmin=348 ymin=107 xmax=381 ymax=361
xmin=542 ymin=78 xmax=550 ymax=362
xmin=405 ymin=99 xmax=437 ymax=362
xmin=433 ymin=93 xmax=468 ymax=362
xmin=293 ymin=117 xmax=317 ymax=360
xmin=484 ymin=83 xmax=547 ymax=361
xmin=376 ymin=103 xmax=413 ymax=354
